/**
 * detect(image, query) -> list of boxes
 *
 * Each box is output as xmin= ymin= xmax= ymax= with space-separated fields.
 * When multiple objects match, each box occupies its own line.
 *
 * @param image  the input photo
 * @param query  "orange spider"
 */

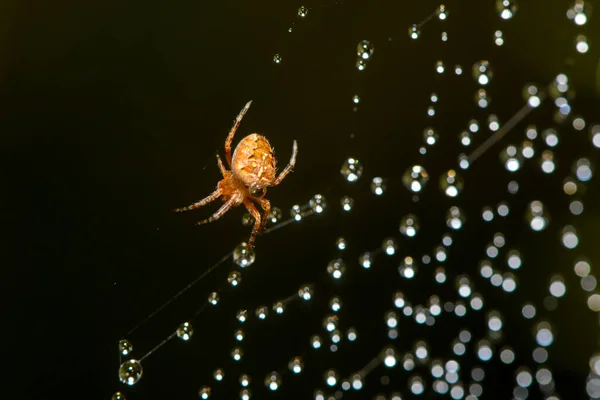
xmin=174 ymin=101 xmax=298 ymax=248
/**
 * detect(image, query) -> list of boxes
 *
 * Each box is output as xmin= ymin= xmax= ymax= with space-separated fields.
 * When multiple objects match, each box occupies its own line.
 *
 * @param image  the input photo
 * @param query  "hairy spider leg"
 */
xmin=195 ymin=194 xmax=239 ymax=226
xmin=216 ymin=154 xmax=228 ymax=176
xmin=174 ymin=188 xmax=222 ymax=212
xmin=243 ymin=198 xmax=262 ymax=248
xmin=272 ymin=140 xmax=298 ymax=186
xmin=225 ymin=100 xmax=253 ymax=167
xmin=253 ymin=197 xmax=271 ymax=234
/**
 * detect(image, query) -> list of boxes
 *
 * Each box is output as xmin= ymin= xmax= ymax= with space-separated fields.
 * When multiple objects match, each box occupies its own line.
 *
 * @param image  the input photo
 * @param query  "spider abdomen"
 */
xmin=232 ymin=133 xmax=277 ymax=189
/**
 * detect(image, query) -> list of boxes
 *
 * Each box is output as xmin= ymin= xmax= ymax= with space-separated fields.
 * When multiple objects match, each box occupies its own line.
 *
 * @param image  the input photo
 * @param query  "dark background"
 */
xmin=3 ymin=0 xmax=600 ymax=399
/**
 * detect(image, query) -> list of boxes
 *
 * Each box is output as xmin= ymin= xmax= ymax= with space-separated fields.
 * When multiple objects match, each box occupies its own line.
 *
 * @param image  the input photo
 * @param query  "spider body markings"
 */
xmin=174 ymin=101 xmax=298 ymax=248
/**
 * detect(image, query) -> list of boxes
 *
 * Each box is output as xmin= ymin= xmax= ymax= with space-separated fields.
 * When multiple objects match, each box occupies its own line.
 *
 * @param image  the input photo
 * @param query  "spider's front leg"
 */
xmin=216 ymin=154 xmax=228 ymax=177
xmin=272 ymin=140 xmax=298 ymax=186
xmin=225 ymin=101 xmax=252 ymax=167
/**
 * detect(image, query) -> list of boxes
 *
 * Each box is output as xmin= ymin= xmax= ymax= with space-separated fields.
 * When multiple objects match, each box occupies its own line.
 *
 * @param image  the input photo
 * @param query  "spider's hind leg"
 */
xmin=225 ymin=101 xmax=252 ymax=166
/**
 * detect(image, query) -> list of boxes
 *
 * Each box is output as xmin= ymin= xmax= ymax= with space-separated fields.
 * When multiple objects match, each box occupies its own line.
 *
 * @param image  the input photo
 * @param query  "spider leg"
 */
xmin=174 ymin=188 xmax=222 ymax=212
xmin=195 ymin=195 xmax=238 ymax=225
xmin=243 ymin=198 xmax=262 ymax=248
xmin=216 ymin=154 xmax=228 ymax=176
xmin=225 ymin=101 xmax=253 ymax=167
xmin=253 ymin=197 xmax=271 ymax=234
xmin=272 ymin=140 xmax=298 ymax=186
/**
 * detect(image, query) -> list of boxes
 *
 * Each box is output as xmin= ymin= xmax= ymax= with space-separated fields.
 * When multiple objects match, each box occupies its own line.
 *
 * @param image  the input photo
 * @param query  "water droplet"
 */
xmin=236 ymin=309 xmax=247 ymax=322
xmin=437 ymin=4 xmax=448 ymax=20
xmin=352 ymin=95 xmax=360 ymax=104
xmin=569 ymin=1 xmax=589 ymax=25
xmin=573 ymin=116 xmax=586 ymax=131
xmin=488 ymin=114 xmax=500 ymax=131
xmin=265 ymin=371 xmax=282 ymax=390
xmin=298 ymin=284 xmax=314 ymax=300
xmin=340 ymin=196 xmax=354 ymax=211
xmin=213 ymin=368 xmax=224 ymax=381
xmin=297 ymin=5 xmax=308 ymax=18
xmin=241 ymin=213 xmax=254 ymax=226
xmin=356 ymin=58 xmax=367 ymax=71
xmin=357 ymin=40 xmax=374 ymax=60
xmin=255 ymin=305 xmax=268 ymax=319
xmin=573 ymin=158 xmax=593 ymax=182
xmin=227 ymin=270 xmax=242 ymax=286
xmin=458 ymin=153 xmax=470 ymax=169
xmin=561 ymin=225 xmax=579 ymax=249
xmin=336 ymin=237 xmax=346 ymax=250
xmin=399 ymin=214 xmax=420 ymax=237
xmin=327 ymin=259 xmax=346 ymax=279
xmin=208 ymin=292 xmax=219 ymax=305
xmin=542 ymin=128 xmax=559 ymax=147
xmin=273 ymin=54 xmax=282 ymax=64
xmin=290 ymin=204 xmax=302 ymax=221
xmin=576 ymin=34 xmax=589 ymax=53
xmin=501 ymin=145 xmax=521 ymax=172
xmin=371 ymin=177 xmax=387 ymax=195
xmin=198 ymin=387 xmax=211 ymax=399
xmin=233 ymin=242 xmax=256 ymax=268
xmin=472 ymin=60 xmax=493 ymax=85
xmin=330 ymin=297 xmax=342 ymax=312
xmin=423 ymin=127 xmax=439 ymax=145
xmin=468 ymin=119 xmax=480 ymax=133
xmin=459 ymin=131 xmax=472 ymax=146
xmin=475 ymin=88 xmax=491 ymax=108
xmin=496 ymin=0 xmax=517 ymax=19
xmin=382 ymin=237 xmax=398 ymax=255
xmin=399 ymin=256 xmax=417 ymax=279
xmin=118 ymin=339 xmax=133 ymax=356
xmin=310 ymin=194 xmax=327 ymax=213
xmin=402 ymin=165 xmax=429 ymax=193
xmin=267 ymin=207 xmax=283 ymax=224
xmin=409 ymin=24 xmax=421 ymax=39
xmin=440 ymin=170 xmax=464 ymax=197
xmin=176 ymin=322 xmax=193 ymax=341
xmin=359 ymin=252 xmax=373 ymax=268
xmin=239 ymin=374 xmax=250 ymax=386
xmin=111 ymin=392 xmax=126 ymax=400
xmin=231 ymin=347 xmax=243 ymax=361
xmin=435 ymin=60 xmax=445 ymax=74
xmin=494 ymin=30 xmax=504 ymax=46
xmin=446 ymin=206 xmax=466 ymax=230
xmin=526 ymin=201 xmax=550 ymax=231
xmin=119 ymin=359 xmax=143 ymax=386
xmin=324 ymin=369 xmax=339 ymax=386
xmin=523 ymin=84 xmax=541 ymax=107
xmin=540 ymin=150 xmax=556 ymax=174
xmin=340 ymin=158 xmax=363 ymax=182
xmin=288 ymin=356 xmax=304 ymax=373
xmin=272 ymin=301 xmax=285 ymax=314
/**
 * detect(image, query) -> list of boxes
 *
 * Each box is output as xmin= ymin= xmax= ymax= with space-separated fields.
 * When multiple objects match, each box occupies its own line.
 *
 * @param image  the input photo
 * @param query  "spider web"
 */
xmin=96 ymin=1 xmax=600 ymax=399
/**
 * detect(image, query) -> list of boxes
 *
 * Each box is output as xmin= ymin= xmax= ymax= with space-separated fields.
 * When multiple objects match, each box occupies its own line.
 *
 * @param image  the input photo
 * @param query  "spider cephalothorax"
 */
xmin=175 ymin=101 xmax=298 ymax=248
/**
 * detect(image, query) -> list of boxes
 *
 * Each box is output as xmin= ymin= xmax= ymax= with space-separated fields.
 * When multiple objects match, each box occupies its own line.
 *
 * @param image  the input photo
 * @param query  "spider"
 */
xmin=174 ymin=101 xmax=298 ymax=248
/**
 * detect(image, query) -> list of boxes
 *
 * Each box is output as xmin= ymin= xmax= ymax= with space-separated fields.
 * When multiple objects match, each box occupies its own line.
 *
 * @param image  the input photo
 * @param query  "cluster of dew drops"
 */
xmin=114 ymin=2 xmax=600 ymax=400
